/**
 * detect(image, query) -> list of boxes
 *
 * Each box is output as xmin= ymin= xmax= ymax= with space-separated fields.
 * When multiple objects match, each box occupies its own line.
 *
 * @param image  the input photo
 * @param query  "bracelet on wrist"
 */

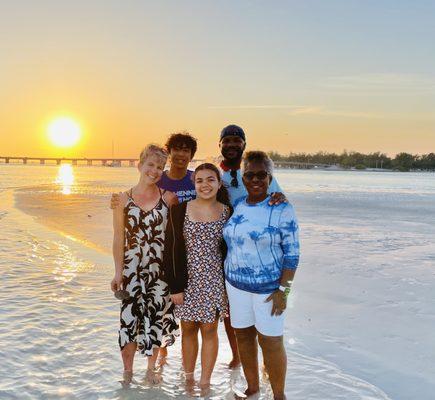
xmin=278 ymin=285 xmax=291 ymax=298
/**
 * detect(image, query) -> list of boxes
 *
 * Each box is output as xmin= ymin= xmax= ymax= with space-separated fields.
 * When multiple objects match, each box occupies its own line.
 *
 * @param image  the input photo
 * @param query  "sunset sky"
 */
xmin=1 ymin=1 xmax=434 ymax=158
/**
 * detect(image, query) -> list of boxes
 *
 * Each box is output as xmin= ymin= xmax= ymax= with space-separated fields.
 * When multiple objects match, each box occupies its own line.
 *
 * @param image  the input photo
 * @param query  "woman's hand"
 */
xmin=110 ymin=192 xmax=121 ymax=209
xmin=111 ymin=272 xmax=123 ymax=292
xmin=171 ymin=293 xmax=184 ymax=305
xmin=269 ymin=192 xmax=288 ymax=206
xmin=265 ymin=290 xmax=287 ymax=316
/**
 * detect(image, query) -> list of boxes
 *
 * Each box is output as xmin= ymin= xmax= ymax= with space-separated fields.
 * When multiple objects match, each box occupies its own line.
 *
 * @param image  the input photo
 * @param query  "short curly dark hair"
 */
xmin=165 ymin=132 xmax=198 ymax=158
xmin=243 ymin=150 xmax=274 ymax=175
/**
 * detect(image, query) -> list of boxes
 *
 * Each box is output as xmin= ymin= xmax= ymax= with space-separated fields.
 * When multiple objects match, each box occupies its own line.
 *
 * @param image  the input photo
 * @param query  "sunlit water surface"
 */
xmin=1 ymin=164 xmax=434 ymax=400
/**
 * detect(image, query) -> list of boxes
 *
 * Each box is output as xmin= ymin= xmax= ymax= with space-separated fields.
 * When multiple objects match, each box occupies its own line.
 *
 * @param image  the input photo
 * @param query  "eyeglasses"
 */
xmin=114 ymin=290 xmax=130 ymax=300
xmin=230 ymin=169 xmax=239 ymax=188
xmin=243 ymin=171 xmax=269 ymax=181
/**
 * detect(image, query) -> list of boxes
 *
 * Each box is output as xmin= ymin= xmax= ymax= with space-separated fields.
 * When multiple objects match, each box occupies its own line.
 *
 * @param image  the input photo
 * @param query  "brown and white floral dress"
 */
xmin=175 ymin=206 xmax=230 ymax=323
xmin=118 ymin=188 xmax=179 ymax=356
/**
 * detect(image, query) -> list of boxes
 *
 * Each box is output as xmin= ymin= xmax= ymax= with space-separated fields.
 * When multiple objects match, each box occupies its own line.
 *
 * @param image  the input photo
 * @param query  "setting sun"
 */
xmin=47 ymin=117 xmax=81 ymax=148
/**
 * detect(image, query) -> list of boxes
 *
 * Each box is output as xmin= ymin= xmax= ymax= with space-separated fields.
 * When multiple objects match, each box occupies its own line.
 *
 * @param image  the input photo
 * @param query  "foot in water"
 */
xmin=234 ymin=388 xmax=260 ymax=399
xmin=145 ymin=369 xmax=163 ymax=385
xmin=199 ymin=381 xmax=211 ymax=397
xmin=184 ymin=372 xmax=196 ymax=396
xmin=120 ymin=370 xmax=133 ymax=388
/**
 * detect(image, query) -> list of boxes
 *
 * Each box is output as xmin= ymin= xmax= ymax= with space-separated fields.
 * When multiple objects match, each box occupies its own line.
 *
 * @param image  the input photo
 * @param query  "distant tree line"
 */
xmin=268 ymin=151 xmax=435 ymax=172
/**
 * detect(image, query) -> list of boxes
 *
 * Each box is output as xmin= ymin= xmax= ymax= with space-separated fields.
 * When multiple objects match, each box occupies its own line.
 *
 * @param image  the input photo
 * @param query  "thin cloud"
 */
xmin=207 ymin=105 xmax=299 ymax=109
xmin=207 ymin=104 xmax=382 ymax=118
xmin=288 ymin=107 xmax=381 ymax=118
xmin=323 ymin=73 xmax=435 ymax=94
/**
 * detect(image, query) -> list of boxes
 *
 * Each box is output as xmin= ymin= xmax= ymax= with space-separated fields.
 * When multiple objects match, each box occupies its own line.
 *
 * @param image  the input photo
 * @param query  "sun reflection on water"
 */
xmin=55 ymin=164 xmax=75 ymax=194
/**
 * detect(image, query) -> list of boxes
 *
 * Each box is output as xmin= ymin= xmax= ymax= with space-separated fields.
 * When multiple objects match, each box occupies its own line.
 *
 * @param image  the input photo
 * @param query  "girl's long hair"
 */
xmin=193 ymin=163 xmax=231 ymax=207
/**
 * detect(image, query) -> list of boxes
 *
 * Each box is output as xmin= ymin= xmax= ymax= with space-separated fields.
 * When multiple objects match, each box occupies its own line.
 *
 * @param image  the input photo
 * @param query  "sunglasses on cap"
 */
xmin=230 ymin=169 xmax=239 ymax=188
xmin=243 ymin=171 xmax=269 ymax=181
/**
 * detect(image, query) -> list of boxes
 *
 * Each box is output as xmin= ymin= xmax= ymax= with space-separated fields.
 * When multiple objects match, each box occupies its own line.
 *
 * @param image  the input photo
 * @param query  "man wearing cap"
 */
xmin=219 ymin=124 xmax=284 ymax=206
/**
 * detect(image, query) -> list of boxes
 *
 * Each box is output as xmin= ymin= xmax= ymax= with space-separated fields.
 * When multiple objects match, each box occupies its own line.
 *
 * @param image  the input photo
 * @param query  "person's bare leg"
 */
xmin=158 ymin=346 xmax=168 ymax=367
xmin=146 ymin=347 xmax=163 ymax=384
xmin=258 ymin=333 xmax=286 ymax=400
xmin=181 ymin=320 xmax=200 ymax=381
xmin=224 ymin=316 xmax=241 ymax=368
xmin=147 ymin=346 xmax=160 ymax=370
xmin=234 ymin=326 xmax=259 ymax=396
xmin=121 ymin=342 xmax=137 ymax=382
xmin=198 ymin=320 xmax=219 ymax=388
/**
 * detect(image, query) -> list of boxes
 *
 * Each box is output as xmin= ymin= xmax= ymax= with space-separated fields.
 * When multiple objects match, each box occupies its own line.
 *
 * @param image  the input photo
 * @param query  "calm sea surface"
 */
xmin=0 ymin=164 xmax=434 ymax=400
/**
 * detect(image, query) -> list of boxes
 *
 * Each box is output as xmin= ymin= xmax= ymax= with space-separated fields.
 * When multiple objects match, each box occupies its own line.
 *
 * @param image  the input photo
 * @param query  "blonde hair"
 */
xmin=139 ymin=144 xmax=168 ymax=165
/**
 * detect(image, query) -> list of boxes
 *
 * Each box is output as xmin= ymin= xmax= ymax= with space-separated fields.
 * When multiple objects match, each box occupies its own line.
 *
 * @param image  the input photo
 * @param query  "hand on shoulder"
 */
xmin=114 ymin=191 xmax=129 ymax=210
xmin=164 ymin=190 xmax=179 ymax=207
xmin=119 ymin=191 xmax=129 ymax=207
xmin=110 ymin=191 xmax=129 ymax=209
xmin=269 ymin=191 xmax=288 ymax=206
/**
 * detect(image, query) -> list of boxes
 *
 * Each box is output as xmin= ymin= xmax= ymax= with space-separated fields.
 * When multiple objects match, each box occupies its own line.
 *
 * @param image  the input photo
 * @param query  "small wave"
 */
xmin=285 ymin=351 xmax=391 ymax=400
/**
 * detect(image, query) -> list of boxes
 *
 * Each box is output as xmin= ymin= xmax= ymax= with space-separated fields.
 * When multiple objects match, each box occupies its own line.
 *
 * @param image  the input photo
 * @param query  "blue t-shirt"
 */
xmin=223 ymin=195 xmax=300 ymax=294
xmin=220 ymin=168 xmax=282 ymax=206
xmin=158 ymin=170 xmax=196 ymax=203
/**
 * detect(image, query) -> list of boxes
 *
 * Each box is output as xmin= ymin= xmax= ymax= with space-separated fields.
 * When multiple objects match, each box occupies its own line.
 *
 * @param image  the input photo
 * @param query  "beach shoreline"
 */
xmin=2 ymin=165 xmax=435 ymax=399
xmin=14 ymin=185 xmax=113 ymax=254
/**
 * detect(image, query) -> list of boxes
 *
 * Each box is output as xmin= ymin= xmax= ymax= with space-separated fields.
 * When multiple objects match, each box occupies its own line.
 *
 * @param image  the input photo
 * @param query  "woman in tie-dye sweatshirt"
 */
xmin=223 ymin=151 xmax=300 ymax=400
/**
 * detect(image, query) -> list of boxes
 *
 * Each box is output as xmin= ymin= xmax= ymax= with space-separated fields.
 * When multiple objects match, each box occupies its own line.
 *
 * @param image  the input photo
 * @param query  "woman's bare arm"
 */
xmin=111 ymin=193 xmax=127 ymax=292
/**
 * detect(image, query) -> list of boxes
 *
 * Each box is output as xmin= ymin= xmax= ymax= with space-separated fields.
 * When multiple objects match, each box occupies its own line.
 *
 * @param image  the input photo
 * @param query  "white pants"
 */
xmin=225 ymin=281 xmax=285 ymax=337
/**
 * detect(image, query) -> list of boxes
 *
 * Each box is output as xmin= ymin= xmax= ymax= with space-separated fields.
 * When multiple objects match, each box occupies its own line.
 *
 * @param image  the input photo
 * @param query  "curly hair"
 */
xmin=242 ymin=150 xmax=274 ymax=175
xmin=165 ymin=132 xmax=198 ymax=158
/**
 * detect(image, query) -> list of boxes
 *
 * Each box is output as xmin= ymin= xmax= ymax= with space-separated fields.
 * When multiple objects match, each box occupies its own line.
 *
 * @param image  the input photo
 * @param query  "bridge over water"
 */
xmin=0 ymin=156 xmax=332 ymax=169
xmin=0 ymin=156 xmax=137 ymax=167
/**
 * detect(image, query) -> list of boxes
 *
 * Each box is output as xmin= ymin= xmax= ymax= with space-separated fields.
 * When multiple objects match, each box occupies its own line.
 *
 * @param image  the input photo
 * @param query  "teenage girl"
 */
xmin=163 ymin=163 xmax=231 ymax=392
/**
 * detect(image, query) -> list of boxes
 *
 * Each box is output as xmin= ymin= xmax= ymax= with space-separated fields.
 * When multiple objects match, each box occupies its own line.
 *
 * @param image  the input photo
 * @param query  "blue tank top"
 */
xmin=158 ymin=170 xmax=196 ymax=203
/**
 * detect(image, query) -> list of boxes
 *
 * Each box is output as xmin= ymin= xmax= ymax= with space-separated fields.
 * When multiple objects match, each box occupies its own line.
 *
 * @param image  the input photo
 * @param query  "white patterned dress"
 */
xmin=118 ymin=189 xmax=179 ymax=356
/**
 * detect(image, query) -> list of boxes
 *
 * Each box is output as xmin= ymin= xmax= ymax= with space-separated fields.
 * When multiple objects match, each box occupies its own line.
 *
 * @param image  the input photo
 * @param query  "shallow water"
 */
xmin=1 ymin=164 xmax=434 ymax=399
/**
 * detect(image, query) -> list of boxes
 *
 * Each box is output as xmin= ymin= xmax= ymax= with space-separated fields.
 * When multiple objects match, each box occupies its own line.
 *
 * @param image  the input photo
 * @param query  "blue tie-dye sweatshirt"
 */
xmin=223 ymin=195 xmax=300 ymax=294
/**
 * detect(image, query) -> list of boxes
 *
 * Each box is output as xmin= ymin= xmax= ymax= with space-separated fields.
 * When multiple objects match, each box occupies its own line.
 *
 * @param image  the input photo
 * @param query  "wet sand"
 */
xmin=14 ymin=186 xmax=113 ymax=253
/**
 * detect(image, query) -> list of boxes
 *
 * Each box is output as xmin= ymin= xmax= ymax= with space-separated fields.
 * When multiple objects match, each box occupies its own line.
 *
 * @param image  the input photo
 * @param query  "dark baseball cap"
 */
xmin=220 ymin=125 xmax=246 ymax=142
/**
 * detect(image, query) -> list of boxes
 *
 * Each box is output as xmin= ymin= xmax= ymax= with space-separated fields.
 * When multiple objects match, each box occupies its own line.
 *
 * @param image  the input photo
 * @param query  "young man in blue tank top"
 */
xmin=159 ymin=133 xmax=197 ymax=203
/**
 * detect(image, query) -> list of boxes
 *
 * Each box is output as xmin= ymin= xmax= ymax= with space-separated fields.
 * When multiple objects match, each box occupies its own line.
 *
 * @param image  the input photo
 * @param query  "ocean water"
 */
xmin=0 ymin=164 xmax=434 ymax=400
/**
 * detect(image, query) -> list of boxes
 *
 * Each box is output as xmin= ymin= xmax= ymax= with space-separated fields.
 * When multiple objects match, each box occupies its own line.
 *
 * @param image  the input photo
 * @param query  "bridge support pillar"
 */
xmin=23 ymin=158 xmax=27 ymax=164
xmin=87 ymin=160 xmax=92 ymax=166
xmin=129 ymin=160 xmax=135 ymax=167
xmin=72 ymin=159 xmax=77 ymax=165
xmin=102 ymin=160 xmax=107 ymax=166
xmin=56 ymin=159 xmax=61 ymax=165
xmin=40 ymin=159 xmax=45 ymax=165
xmin=5 ymin=158 xmax=9 ymax=164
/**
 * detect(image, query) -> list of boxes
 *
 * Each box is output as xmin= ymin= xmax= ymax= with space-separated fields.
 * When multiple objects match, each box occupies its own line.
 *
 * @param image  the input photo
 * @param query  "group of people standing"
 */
xmin=110 ymin=125 xmax=300 ymax=400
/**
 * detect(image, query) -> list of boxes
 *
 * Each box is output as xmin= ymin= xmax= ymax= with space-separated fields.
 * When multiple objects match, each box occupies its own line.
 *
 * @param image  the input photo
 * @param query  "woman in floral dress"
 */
xmin=111 ymin=144 xmax=179 ymax=383
xmin=163 ymin=163 xmax=231 ymax=392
